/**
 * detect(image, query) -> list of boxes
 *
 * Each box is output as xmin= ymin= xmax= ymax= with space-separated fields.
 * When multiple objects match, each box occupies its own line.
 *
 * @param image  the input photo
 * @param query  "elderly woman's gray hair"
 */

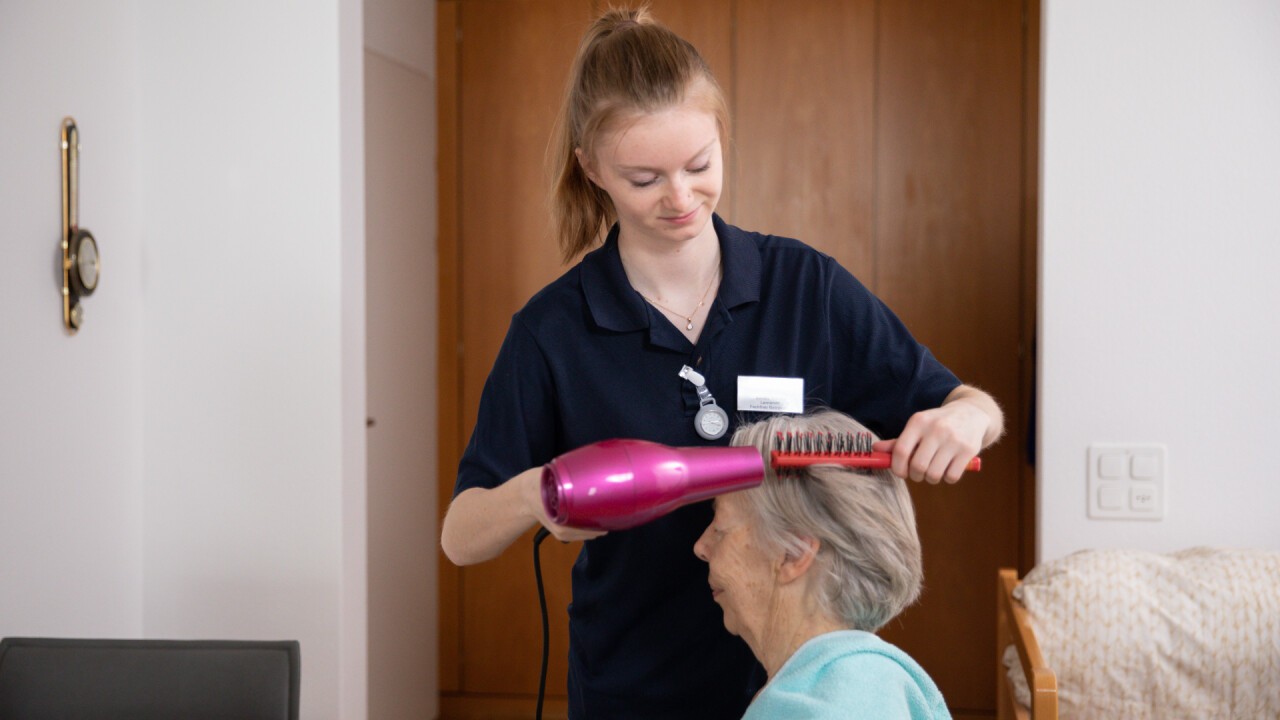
xmin=730 ymin=410 xmax=923 ymax=632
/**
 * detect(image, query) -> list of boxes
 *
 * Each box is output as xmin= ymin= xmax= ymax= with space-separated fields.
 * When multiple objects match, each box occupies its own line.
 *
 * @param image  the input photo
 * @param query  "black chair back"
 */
xmin=0 ymin=637 xmax=300 ymax=720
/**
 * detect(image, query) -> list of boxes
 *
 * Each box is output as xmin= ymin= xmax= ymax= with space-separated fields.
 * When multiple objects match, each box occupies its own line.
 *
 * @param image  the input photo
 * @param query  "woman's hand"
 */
xmin=518 ymin=467 xmax=609 ymax=543
xmin=442 ymin=466 xmax=606 ymax=566
xmin=872 ymin=385 xmax=1004 ymax=484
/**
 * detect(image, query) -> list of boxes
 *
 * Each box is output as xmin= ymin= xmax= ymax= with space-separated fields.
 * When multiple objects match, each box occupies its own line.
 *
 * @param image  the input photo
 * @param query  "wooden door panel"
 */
xmin=873 ymin=0 xmax=1026 ymax=710
xmin=733 ymin=0 xmax=877 ymax=280
xmin=455 ymin=0 xmax=594 ymax=697
xmin=437 ymin=0 xmax=460 ymax=695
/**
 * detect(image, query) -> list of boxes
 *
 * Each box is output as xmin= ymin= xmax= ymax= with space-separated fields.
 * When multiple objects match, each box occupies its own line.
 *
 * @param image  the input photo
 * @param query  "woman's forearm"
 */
xmin=440 ymin=468 xmax=542 ymax=566
xmin=441 ymin=466 xmax=606 ymax=565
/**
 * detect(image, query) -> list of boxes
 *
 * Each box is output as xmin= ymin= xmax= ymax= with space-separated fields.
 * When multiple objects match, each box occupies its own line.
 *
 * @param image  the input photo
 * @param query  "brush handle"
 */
xmin=771 ymin=451 xmax=981 ymax=472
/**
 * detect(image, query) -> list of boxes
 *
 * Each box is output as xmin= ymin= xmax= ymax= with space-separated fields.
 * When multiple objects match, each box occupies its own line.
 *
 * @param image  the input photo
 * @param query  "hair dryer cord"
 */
xmin=533 ymin=527 xmax=551 ymax=720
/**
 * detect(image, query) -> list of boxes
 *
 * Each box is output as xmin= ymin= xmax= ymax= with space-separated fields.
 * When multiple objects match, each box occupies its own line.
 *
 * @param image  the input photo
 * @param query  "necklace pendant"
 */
xmin=685 ymin=319 xmax=694 ymax=331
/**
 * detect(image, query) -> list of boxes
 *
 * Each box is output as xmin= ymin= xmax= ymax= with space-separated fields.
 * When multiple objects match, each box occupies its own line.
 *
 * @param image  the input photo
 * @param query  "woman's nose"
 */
xmin=693 ymin=533 xmax=709 ymax=562
xmin=667 ymin=176 xmax=692 ymax=207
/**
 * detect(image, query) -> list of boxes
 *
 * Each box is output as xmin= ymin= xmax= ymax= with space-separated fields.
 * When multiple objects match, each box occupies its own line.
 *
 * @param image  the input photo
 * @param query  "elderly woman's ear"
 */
xmin=775 ymin=537 xmax=820 ymax=584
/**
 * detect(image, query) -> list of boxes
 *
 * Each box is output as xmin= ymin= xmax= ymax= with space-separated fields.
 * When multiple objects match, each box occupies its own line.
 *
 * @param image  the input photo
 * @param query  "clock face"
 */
xmin=73 ymin=232 xmax=98 ymax=293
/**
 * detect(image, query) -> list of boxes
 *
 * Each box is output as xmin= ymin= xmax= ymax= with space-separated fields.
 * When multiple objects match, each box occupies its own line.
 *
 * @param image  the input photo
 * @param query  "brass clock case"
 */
xmin=61 ymin=117 xmax=99 ymax=333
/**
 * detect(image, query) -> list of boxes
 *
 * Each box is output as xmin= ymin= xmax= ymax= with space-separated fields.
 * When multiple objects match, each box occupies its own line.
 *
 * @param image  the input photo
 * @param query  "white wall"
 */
xmin=1 ymin=2 xmax=367 ymax=719
xmin=363 ymin=0 xmax=439 ymax=717
xmin=1039 ymin=0 xmax=1280 ymax=561
xmin=0 ymin=0 xmax=145 ymax=640
xmin=137 ymin=2 xmax=365 ymax=718
xmin=340 ymin=0 xmax=370 ymax=717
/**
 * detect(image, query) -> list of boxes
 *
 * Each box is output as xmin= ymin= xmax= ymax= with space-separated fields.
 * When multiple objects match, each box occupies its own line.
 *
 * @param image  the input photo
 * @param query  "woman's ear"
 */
xmin=776 ymin=537 xmax=820 ymax=585
xmin=575 ymin=147 xmax=601 ymax=186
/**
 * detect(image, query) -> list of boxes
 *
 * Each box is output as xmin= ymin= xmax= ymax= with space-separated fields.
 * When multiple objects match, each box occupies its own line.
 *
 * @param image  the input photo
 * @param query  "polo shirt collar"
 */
xmin=712 ymin=214 xmax=762 ymax=310
xmin=581 ymin=214 xmax=762 ymax=333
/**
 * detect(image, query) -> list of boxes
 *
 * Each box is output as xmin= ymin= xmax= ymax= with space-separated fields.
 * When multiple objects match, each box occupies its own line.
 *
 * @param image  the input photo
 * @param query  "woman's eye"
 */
xmin=689 ymin=162 xmax=712 ymax=174
xmin=630 ymin=176 xmax=658 ymax=188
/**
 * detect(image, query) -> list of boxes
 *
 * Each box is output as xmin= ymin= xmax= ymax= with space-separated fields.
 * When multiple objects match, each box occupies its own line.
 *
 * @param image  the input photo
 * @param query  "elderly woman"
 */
xmin=694 ymin=410 xmax=951 ymax=719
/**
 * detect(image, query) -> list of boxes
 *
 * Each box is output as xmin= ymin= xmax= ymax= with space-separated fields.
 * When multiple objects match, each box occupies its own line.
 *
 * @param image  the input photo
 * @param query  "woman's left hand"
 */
xmin=872 ymin=385 xmax=1003 ymax=484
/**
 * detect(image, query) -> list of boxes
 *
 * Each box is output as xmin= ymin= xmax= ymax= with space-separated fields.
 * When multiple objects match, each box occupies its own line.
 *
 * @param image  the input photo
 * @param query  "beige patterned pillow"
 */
xmin=1013 ymin=547 xmax=1280 ymax=719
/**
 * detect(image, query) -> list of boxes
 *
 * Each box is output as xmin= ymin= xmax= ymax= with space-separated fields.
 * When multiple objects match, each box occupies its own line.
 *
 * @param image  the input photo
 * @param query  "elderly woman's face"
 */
xmin=693 ymin=493 xmax=776 ymax=640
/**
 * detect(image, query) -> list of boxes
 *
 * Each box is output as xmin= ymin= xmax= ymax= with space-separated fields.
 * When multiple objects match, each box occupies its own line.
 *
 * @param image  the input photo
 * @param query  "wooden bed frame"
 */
xmin=996 ymin=568 xmax=1058 ymax=720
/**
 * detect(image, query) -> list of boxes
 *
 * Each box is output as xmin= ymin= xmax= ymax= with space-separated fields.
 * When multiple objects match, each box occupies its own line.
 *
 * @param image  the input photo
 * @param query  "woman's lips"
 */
xmin=664 ymin=207 xmax=699 ymax=225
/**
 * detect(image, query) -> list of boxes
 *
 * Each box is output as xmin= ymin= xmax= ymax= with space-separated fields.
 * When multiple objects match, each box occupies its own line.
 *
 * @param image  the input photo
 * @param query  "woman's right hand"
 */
xmin=518 ymin=466 xmax=608 ymax=543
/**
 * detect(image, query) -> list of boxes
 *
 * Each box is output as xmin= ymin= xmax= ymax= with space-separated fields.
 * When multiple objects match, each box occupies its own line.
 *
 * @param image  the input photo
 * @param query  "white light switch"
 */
xmin=1088 ymin=444 xmax=1166 ymax=521
xmin=1130 ymin=484 xmax=1158 ymax=512
xmin=1099 ymin=453 xmax=1127 ymax=478
xmin=1131 ymin=453 xmax=1160 ymax=479
xmin=1098 ymin=484 xmax=1125 ymax=510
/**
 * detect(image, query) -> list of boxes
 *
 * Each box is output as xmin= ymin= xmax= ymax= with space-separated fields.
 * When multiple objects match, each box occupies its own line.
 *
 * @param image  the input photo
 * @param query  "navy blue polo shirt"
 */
xmin=455 ymin=214 xmax=959 ymax=719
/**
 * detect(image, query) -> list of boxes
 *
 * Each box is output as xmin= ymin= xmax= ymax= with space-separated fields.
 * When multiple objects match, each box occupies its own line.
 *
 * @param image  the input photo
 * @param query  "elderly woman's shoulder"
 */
xmin=744 ymin=631 xmax=951 ymax=720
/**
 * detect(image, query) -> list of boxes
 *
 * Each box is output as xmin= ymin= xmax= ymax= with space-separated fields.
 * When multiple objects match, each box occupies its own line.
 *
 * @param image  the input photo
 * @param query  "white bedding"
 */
xmin=1009 ymin=547 xmax=1280 ymax=719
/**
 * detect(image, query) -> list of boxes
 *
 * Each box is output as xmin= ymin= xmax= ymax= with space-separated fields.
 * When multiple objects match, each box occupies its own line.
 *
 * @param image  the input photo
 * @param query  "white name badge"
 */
xmin=737 ymin=376 xmax=805 ymax=414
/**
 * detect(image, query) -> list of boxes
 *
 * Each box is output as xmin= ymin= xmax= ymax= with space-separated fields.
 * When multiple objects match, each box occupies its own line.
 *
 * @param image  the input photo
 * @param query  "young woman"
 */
xmin=441 ymin=7 xmax=1002 ymax=719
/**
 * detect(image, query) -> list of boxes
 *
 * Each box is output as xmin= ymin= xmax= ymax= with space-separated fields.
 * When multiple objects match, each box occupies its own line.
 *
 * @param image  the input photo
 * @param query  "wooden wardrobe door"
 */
xmin=734 ymin=0 xmax=877 ymax=277
xmin=734 ymin=1 xmax=1028 ymax=712
xmin=448 ymin=0 xmax=593 ymax=705
xmin=873 ymin=0 xmax=1026 ymax=712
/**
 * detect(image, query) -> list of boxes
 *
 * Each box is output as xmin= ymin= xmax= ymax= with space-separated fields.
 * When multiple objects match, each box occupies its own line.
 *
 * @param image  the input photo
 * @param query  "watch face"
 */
xmin=695 ymin=405 xmax=728 ymax=440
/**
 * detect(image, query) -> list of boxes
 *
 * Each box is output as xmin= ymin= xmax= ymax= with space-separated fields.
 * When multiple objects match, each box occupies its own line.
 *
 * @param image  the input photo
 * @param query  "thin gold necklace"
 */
xmin=639 ymin=265 xmax=721 ymax=332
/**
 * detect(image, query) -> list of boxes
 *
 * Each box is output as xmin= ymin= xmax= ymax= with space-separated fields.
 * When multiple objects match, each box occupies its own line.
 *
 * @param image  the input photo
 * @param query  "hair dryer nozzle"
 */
xmin=541 ymin=439 xmax=765 ymax=531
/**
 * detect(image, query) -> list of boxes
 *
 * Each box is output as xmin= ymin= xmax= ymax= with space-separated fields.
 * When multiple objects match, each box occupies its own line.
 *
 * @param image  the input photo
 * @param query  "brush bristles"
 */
xmin=774 ymin=431 xmax=874 ymax=455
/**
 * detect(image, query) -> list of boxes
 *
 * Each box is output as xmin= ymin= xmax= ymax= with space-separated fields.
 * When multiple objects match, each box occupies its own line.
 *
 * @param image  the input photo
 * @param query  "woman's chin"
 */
xmin=720 ymin=616 xmax=742 ymax=638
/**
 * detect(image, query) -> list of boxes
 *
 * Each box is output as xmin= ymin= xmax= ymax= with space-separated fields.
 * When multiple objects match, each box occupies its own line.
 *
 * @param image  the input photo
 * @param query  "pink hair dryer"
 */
xmin=541 ymin=439 xmax=765 ymax=531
